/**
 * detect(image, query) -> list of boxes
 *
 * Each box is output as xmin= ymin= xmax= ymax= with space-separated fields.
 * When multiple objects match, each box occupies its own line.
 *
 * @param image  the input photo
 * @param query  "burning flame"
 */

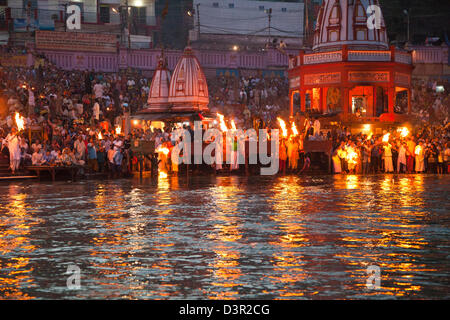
xmin=115 ymin=126 xmax=122 ymax=135
xmin=159 ymin=171 xmax=168 ymax=178
xmin=98 ymin=132 xmax=103 ymax=140
xmin=415 ymin=145 xmax=422 ymax=156
xmin=397 ymin=127 xmax=409 ymax=138
xmin=217 ymin=113 xmax=228 ymax=132
xmin=15 ymin=112 xmax=25 ymax=131
xmin=230 ymin=120 xmax=237 ymax=131
xmin=156 ymin=146 xmax=170 ymax=156
xmin=366 ymin=132 xmax=373 ymax=141
xmin=346 ymin=147 xmax=358 ymax=165
xmin=382 ymin=133 xmax=390 ymax=143
xmin=277 ymin=118 xmax=288 ymax=138
xmin=291 ymin=122 xmax=299 ymax=137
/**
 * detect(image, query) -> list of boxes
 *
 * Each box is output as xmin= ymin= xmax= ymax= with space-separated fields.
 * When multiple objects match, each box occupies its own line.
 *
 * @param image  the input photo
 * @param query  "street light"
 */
xmin=403 ymin=9 xmax=410 ymax=44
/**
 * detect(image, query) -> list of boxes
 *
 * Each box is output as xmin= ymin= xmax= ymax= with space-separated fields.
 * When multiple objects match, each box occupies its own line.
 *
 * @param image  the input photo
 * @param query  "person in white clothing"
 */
xmin=93 ymin=100 xmax=100 ymax=121
xmin=397 ymin=142 xmax=407 ymax=173
xmin=74 ymin=135 xmax=86 ymax=161
xmin=32 ymin=147 xmax=45 ymax=165
xmin=313 ymin=117 xmax=321 ymax=136
xmin=5 ymin=127 xmax=22 ymax=174
xmin=93 ymin=82 xmax=104 ymax=99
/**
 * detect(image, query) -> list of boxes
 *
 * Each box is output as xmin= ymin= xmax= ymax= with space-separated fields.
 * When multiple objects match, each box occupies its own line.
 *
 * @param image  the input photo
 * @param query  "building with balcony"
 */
xmin=0 ymin=0 xmax=158 ymax=48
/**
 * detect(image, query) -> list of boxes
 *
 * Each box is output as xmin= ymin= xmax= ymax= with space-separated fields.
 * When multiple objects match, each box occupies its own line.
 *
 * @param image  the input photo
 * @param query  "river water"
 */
xmin=0 ymin=174 xmax=449 ymax=299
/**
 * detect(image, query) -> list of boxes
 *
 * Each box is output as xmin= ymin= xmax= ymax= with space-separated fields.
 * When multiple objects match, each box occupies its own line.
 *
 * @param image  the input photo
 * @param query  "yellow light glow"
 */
xmin=15 ymin=112 xmax=25 ymax=131
xmin=277 ymin=118 xmax=288 ymax=138
xmin=397 ymin=127 xmax=409 ymax=138
xmin=230 ymin=120 xmax=237 ymax=131
xmin=115 ymin=126 xmax=122 ymax=135
xmin=159 ymin=171 xmax=168 ymax=178
xmin=291 ymin=122 xmax=298 ymax=137
xmin=382 ymin=133 xmax=390 ymax=143
xmin=98 ymin=132 xmax=103 ymax=140
xmin=346 ymin=147 xmax=358 ymax=165
xmin=217 ymin=113 xmax=228 ymax=132
xmin=415 ymin=145 xmax=422 ymax=156
xmin=156 ymin=146 xmax=170 ymax=156
xmin=362 ymin=124 xmax=371 ymax=133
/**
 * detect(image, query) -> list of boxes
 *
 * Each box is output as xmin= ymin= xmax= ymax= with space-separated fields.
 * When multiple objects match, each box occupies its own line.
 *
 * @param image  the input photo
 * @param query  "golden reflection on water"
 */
xmin=269 ymin=176 xmax=308 ymax=299
xmin=88 ymin=185 xmax=131 ymax=298
xmin=0 ymin=185 xmax=38 ymax=299
xmin=335 ymin=174 xmax=433 ymax=297
xmin=149 ymin=175 xmax=179 ymax=298
xmin=0 ymin=174 xmax=447 ymax=299
xmin=207 ymin=177 xmax=243 ymax=299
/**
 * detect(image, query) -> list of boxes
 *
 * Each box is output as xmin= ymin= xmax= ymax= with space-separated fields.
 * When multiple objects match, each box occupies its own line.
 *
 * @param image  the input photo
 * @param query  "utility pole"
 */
xmin=125 ymin=0 xmax=131 ymax=49
xmin=266 ymin=8 xmax=272 ymax=46
xmin=304 ymin=0 xmax=309 ymax=45
xmin=63 ymin=3 xmax=68 ymax=32
xmin=196 ymin=3 xmax=200 ymax=40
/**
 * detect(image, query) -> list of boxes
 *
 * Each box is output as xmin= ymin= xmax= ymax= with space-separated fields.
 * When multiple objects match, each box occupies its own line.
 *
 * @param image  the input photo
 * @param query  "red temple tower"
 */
xmin=289 ymin=0 xmax=413 ymax=124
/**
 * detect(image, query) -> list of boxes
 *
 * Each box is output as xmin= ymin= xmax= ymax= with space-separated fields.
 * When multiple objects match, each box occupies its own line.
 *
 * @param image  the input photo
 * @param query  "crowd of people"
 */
xmin=0 ymin=45 xmax=449 ymax=177
xmin=409 ymin=79 xmax=450 ymax=125
xmin=328 ymin=125 xmax=450 ymax=175
xmin=0 ymin=47 xmax=150 ymax=176
xmin=208 ymin=74 xmax=290 ymax=129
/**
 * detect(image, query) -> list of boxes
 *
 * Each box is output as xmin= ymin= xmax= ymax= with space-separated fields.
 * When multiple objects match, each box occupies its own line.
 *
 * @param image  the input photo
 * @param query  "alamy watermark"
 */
xmin=366 ymin=265 xmax=381 ymax=290
xmin=169 ymin=121 xmax=280 ymax=176
xmin=366 ymin=5 xmax=383 ymax=30
xmin=66 ymin=264 xmax=81 ymax=290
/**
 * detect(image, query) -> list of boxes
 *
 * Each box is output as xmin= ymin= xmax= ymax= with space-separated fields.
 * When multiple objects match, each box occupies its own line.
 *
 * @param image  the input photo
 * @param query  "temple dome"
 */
xmin=146 ymin=56 xmax=171 ymax=113
xmin=313 ymin=0 xmax=388 ymax=52
xmin=168 ymin=47 xmax=209 ymax=112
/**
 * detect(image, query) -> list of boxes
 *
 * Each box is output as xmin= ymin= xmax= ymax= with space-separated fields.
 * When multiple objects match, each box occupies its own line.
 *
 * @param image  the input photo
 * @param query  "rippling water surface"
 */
xmin=0 ymin=174 xmax=449 ymax=299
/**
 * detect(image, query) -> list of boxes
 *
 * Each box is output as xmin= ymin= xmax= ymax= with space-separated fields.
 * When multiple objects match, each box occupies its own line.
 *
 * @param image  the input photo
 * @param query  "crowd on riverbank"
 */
xmin=328 ymin=125 xmax=450 ymax=175
xmin=0 ymin=46 xmax=449 ymax=177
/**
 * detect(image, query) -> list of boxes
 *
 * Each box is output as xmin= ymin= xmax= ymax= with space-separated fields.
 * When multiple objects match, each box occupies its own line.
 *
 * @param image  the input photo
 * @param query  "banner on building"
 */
xmin=216 ymin=69 xmax=239 ymax=77
xmin=262 ymin=70 xmax=286 ymax=78
xmin=35 ymin=31 xmax=117 ymax=53
xmin=14 ymin=18 xmax=55 ymax=32
xmin=0 ymin=55 xmax=28 ymax=67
